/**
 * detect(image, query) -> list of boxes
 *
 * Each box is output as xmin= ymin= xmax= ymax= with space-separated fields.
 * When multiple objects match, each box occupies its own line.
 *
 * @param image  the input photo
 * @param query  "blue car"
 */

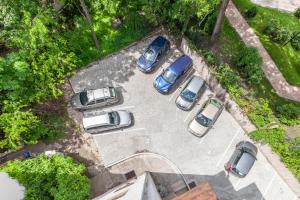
xmin=137 ymin=36 xmax=170 ymax=73
xmin=154 ymin=55 xmax=193 ymax=94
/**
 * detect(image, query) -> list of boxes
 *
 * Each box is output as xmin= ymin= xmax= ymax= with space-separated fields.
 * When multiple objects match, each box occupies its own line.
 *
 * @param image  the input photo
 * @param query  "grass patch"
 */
xmin=233 ymin=0 xmax=300 ymax=86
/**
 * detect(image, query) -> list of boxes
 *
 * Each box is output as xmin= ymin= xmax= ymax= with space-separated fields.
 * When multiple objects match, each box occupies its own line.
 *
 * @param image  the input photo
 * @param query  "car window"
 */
xmin=143 ymin=49 xmax=156 ymax=61
xmin=109 ymin=112 xmax=120 ymax=125
xmin=181 ymin=89 xmax=196 ymax=102
xmin=232 ymin=167 xmax=245 ymax=177
xmin=195 ymin=113 xmax=212 ymax=127
xmin=79 ymin=91 xmax=89 ymax=105
xmin=162 ymin=69 xmax=177 ymax=83
xmin=96 ymin=98 xmax=105 ymax=103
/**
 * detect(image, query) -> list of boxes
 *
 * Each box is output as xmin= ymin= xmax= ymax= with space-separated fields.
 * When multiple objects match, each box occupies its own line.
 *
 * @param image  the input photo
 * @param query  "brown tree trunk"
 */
xmin=79 ymin=0 xmax=100 ymax=49
xmin=211 ymin=0 xmax=230 ymax=44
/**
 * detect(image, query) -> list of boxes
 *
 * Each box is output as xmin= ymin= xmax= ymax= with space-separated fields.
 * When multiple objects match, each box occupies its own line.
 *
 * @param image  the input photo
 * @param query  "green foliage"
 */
xmin=244 ymin=6 xmax=257 ymax=18
xmin=248 ymin=98 xmax=275 ymax=128
xmin=290 ymin=32 xmax=300 ymax=51
xmin=236 ymin=46 xmax=263 ymax=85
xmin=1 ymin=154 xmax=90 ymax=200
xmin=275 ymin=103 xmax=300 ymax=126
xmin=0 ymin=102 xmax=44 ymax=150
xmin=262 ymin=19 xmax=290 ymax=43
xmin=250 ymin=128 xmax=300 ymax=181
xmin=294 ymin=7 xmax=300 ymax=18
xmin=204 ymin=10 xmax=218 ymax=35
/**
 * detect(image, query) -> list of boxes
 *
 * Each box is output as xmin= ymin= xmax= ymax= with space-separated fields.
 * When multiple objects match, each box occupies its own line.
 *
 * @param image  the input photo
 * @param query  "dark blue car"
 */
xmin=154 ymin=55 xmax=192 ymax=94
xmin=137 ymin=36 xmax=170 ymax=73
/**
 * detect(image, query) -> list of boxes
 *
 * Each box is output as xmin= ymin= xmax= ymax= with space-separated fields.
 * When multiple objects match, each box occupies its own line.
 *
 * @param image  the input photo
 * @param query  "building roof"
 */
xmin=173 ymin=181 xmax=217 ymax=200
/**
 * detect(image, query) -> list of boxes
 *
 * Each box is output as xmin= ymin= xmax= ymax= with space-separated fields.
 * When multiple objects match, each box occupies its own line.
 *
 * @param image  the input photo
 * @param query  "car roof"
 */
xmin=150 ymin=36 xmax=168 ymax=49
xmin=235 ymin=152 xmax=256 ymax=175
xmin=87 ymin=87 xmax=111 ymax=101
xmin=186 ymin=76 xmax=205 ymax=93
xmin=169 ymin=55 xmax=192 ymax=75
xmin=202 ymin=98 xmax=221 ymax=119
xmin=83 ymin=113 xmax=110 ymax=129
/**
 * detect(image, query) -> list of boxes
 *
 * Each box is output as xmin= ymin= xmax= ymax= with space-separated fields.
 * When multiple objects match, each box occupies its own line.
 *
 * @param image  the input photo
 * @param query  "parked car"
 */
xmin=188 ymin=97 xmax=223 ymax=137
xmin=82 ymin=110 xmax=132 ymax=133
xmin=137 ymin=36 xmax=170 ymax=73
xmin=154 ymin=55 xmax=192 ymax=94
xmin=225 ymin=141 xmax=258 ymax=178
xmin=71 ymin=87 xmax=119 ymax=110
xmin=176 ymin=75 xmax=205 ymax=110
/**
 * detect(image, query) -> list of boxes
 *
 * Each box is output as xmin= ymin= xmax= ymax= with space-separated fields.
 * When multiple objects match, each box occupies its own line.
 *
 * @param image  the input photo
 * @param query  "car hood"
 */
xmin=117 ymin=110 xmax=132 ymax=126
xmin=137 ymin=56 xmax=154 ymax=70
xmin=176 ymin=96 xmax=192 ymax=109
xmin=71 ymin=93 xmax=82 ymax=108
xmin=236 ymin=152 xmax=256 ymax=176
xmin=155 ymin=76 xmax=172 ymax=91
xmin=189 ymin=119 xmax=208 ymax=136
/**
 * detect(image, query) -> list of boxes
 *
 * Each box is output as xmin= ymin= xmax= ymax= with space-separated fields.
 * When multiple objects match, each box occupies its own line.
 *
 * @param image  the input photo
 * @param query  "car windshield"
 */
xmin=109 ymin=112 xmax=120 ymax=125
xmin=162 ymin=69 xmax=177 ymax=84
xmin=232 ymin=167 xmax=245 ymax=177
xmin=143 ymin=49 xmax=156 ymax=61
xmin=79 ymin=91 xmax=89 ymax=105
xmin=195 ymin=114 xmax=212 ymax=127
xmin=181 ymin=89 xmax=196 ymax=102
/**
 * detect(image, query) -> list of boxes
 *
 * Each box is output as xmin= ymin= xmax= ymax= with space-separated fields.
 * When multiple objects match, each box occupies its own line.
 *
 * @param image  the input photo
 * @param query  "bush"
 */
xmin=294 ymin=7 xmax=300 ymax=18
xmin=236 ymin=46 xmax=263 ymax=85
xmin=250 ymin=128 xmax=300 ymax=181
xmin=204 ymin=11 xmax=218 ymax=35
xmin=290 ymin=32 xmax=300 ymax=51
xmin=248 ymin=98 xmax=275 ymax=128
xmin=1 ymin=154 xmax=91 ymax=200
xmin=262 ymin=20 xmax=290 ymax=43
xmin=275 ymin=103 xmax=300 ymax=125
xmin=244 ymin=7 xmax=257 ymax=18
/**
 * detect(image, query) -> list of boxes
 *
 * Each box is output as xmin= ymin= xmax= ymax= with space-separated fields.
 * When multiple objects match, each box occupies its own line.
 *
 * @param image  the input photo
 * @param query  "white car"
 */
xmin=188 ymin=97 xmax=223 ymax=137
xmin=83 ymin=110 xmax=132 ymax=134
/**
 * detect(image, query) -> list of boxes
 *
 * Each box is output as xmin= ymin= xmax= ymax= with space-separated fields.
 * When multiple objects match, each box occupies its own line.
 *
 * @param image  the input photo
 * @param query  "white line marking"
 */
xmin=106 ymin=105 xmax=135 ymax=111
xmin=93 ymin=127 xmax=146 ymax=136
xmin=261 ymin=173 xmax=276 ymax=200
xmin=216 ymin=127 xmax=241 ymax=167
xmin=184 ymin=111 xmax=194 ymax=122
xmin=168 ymin=70 xmax=194 ymax=102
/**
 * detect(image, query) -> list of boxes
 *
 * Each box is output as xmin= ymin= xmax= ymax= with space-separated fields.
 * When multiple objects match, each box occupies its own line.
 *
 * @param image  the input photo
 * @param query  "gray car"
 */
xmin=225 ymin=141 xmax=258 ymax=178
xmin=71 ymin=87 xmax=119 ymax=110
xmin=82 ymin=110 xmax=132 ymax=134
xmin=175 ymin=75 xmax=205 ymax=110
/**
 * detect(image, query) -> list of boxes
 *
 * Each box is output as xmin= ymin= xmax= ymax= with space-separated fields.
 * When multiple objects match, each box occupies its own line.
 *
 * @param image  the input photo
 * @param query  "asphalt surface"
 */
xmin=69 ymin=35 xmax=298 ymax=200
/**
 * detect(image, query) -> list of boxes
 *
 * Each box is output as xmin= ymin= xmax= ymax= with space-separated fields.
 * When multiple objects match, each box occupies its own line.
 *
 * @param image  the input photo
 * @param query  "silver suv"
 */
xmin=176 ymin=75 xmax=205 ymax=110
xmin=83 ymin=110 xmax=132 ymax=134
xmin=188 ymin=97 xmax=223 ymax=137
xmin=71 ymin=87 xmax=119 ymax=110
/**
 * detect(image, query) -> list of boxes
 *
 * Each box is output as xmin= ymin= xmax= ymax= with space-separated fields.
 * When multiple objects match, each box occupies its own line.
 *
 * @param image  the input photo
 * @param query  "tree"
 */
xmin=1 ymin=154 xmax=90 ymax=200
xmin=211 ymin=0 xmax=230 ymax=43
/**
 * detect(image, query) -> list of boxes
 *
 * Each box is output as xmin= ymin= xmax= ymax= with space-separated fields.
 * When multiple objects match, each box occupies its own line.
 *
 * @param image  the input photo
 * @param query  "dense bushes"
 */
xmin=236 ymin=46 xmax=263 ymax=85
xmin=244 ymin=7 xmax=257 ymax=18
xmin=290 ymin=32 xmax=300 ymax=51
xmin=250 ymin=128 xmax=300 ymax=181
xmin=1 ymin=154 xmax=90 ymax=200
xmin=262 ymin=20 xmax=290 ymax=43
xmin=294 ymin=7 xmax=300 ymax=18
xmin=275 ymin=103 xmax=300 ymax=125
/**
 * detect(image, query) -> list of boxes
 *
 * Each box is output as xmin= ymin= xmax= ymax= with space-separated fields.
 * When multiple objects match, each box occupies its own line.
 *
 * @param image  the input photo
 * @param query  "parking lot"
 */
xmin=70 ymin=34 xmax=297 ymax=200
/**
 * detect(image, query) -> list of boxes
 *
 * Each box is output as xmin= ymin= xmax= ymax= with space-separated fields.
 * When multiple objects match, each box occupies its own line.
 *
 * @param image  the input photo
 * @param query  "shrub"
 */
xmin=244 ymin=7 xmax=257 ymax=18
xmin=262 ymin=20 xmax=290 ymax=43
xmin=250 ymin=128 xmax=300 ymax=181
xmin=1 ymin=154 xmax=91 ymax=200
xmin=290 ymin=32 xmax=300 ymax=51
xmin=294 ymin=7 xmax=300 ymax=18
xmin=236 ymin=46 xmax=263 ymax=85
xmin=204 ymin=11 xmax=218 ymax=35
xmin=202 ymin=50 xmax=218 ymax=66
xmin=248 ymin=98 xmax=275 ymax=128
xmin=275 ymin=103 xmax=300 ymax=125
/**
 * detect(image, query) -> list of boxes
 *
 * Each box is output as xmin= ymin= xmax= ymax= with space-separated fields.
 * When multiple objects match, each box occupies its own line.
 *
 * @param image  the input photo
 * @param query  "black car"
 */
xmin=225 ymin=141 xmax=258 ymax=178
xmin=137 ymin=36 xmax=170 ymax=73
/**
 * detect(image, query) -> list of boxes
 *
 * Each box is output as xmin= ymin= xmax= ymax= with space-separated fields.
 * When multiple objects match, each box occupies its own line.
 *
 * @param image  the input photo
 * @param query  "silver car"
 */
xmin=176 ymin=75 xmax=205 ymax=110
xmin=83 ymin=110 xmax=132 ymax=134
xmin=188 ymin=97 xmax=223 ymax=137
xmin=225 ymin=141 xmax=257 ymax=177
xmin=71 ymin=87 xmax=119 ymax=110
